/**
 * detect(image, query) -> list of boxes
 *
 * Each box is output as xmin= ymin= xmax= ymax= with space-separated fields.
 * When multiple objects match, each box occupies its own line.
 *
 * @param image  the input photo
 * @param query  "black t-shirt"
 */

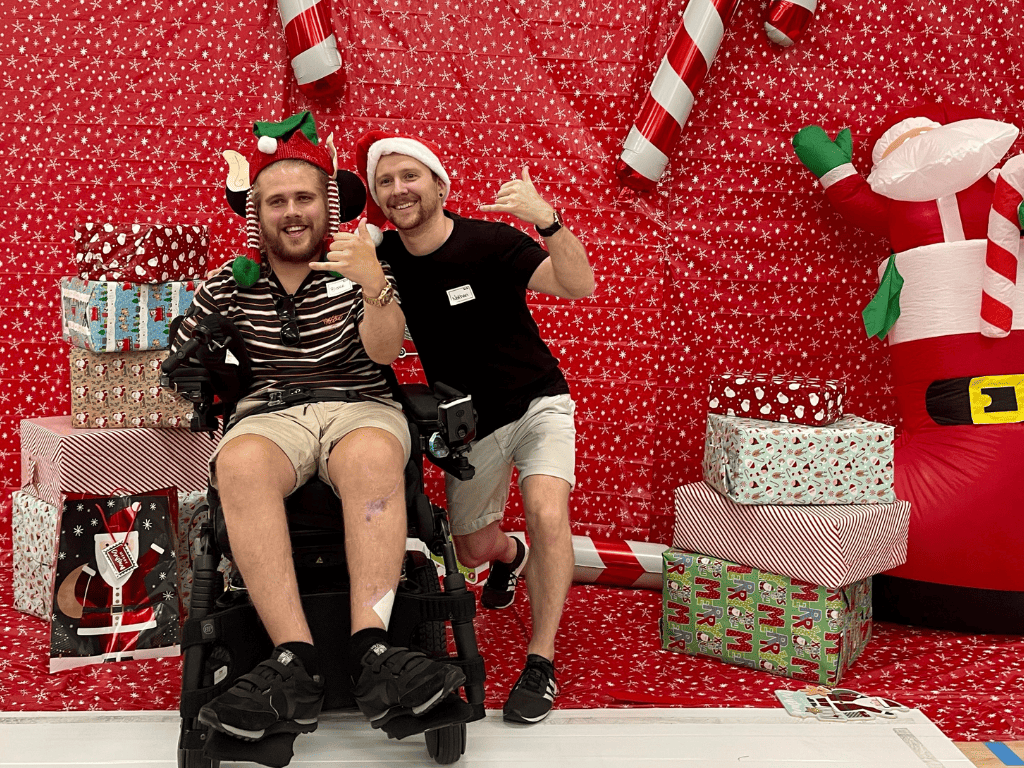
xmin=378 ymin=212 xmax=569 ymax=437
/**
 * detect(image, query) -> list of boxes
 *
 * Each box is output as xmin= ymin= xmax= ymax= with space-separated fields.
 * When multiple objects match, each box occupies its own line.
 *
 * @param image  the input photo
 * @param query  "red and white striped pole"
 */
xmin=616 ymin=0 xmax=742 ymax=192
xmin=981 ymin=155 xmax=1024 ymax=338
xmin=572 ymin=535 xmax=669 ymax=590
xmin=279 ymin=0 xmax=346 ymax=99
xmin=764 ymin=0 xmax=817 ymax=47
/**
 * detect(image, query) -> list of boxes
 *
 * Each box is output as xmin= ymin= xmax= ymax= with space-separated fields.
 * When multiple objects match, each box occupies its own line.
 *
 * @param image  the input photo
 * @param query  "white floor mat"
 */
xmin=0 ymin=707 xmax=972 ymax=767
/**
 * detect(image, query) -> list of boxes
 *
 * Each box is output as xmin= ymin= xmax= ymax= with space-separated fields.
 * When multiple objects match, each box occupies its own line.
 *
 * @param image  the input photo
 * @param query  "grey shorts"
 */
xmin=209 ymin=399 xmax=412 ymax=497
xmin=445 ymin=394 xmax=576 ymax=536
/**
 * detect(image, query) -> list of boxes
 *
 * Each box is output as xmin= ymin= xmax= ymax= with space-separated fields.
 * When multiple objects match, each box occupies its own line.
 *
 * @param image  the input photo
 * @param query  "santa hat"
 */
xmin=354 ymin=130 xmax=451 ymax=244
xmin=231 ymin=111 xmax=340 ymax=287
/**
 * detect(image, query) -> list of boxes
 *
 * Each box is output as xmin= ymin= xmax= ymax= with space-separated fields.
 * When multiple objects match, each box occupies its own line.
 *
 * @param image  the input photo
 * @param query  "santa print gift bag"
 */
xmin=49 ymin=487 xmax=182 ymax=673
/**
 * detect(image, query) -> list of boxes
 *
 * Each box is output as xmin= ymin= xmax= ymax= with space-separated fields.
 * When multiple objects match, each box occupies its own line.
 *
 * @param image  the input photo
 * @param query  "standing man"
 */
xmin=171 ymin=113 xmax=464 ymax=745
xmin=342 ymin=131 xmax=595 ymax=724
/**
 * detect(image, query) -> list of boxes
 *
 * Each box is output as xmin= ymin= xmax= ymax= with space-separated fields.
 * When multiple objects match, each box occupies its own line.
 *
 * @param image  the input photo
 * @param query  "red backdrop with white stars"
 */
xmin=0 ymin=0 xmax=1022 ymax=742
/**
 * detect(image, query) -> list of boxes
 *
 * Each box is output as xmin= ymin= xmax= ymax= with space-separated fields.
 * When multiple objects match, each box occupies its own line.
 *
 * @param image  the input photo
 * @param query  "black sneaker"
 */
xmin=481 ymin=537 xmax=529 ymax=610
xmin=198 ymin=646 xmax=324 ymax=741
xmin=351 ymin=642 xmax=466 ymax=728
xmin=503 ymin=654 xmax=558 ymax=724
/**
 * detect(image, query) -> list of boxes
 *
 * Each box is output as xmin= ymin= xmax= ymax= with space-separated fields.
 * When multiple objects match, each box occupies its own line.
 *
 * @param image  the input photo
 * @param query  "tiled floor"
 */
xmin=0 ymin=707 xmax=977 ymax=767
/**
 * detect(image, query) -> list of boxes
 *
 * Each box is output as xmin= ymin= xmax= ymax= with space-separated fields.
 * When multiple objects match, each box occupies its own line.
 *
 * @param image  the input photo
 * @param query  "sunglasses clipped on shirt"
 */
xmin=275 ymin=294 xmax=301 ymax=346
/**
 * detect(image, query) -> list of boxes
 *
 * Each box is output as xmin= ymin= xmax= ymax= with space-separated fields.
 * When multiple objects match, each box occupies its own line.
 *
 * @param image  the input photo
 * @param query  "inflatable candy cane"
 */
xmin=981 ymin=155 xmax=1024 ymax=338
xmin=764 ymin=0 xmax=817 ymax=48
xmin=279 ymin=0 xmax=345 ymax=99
xmin=617 ymin=0 xmax=742 ymax=192
xmin=572 ymin=535 xmax=669 ymax=590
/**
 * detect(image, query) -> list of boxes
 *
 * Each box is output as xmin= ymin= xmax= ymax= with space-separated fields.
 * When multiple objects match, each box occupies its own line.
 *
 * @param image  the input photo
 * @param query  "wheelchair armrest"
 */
xmin=395 ymin=382 xmax=477 ymax=482
xmin=159 ymin=366 xmax=222 ymax=434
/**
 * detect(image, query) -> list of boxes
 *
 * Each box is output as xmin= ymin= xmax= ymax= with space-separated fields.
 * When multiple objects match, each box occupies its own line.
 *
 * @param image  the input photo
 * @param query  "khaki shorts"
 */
xmin=445 ymin=394 xmax=576 ymax=536
xmin=210 ymin=399 xmax=411 ymax=497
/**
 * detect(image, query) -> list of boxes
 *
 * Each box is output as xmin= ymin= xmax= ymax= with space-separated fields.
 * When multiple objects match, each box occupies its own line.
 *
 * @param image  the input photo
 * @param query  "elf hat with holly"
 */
xmin=231 ymin=111 xmax=339 ymax=287
xmin=354 ymin=130 xmax=451 ymax=244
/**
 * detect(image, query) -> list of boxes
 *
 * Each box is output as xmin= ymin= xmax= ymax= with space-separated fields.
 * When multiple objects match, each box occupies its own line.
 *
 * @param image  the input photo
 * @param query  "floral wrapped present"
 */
xmin=60 ymin=276 xmax=198 ymax=352
xmin=661 ymin=549 xmax=872 ymax=685
xmin=73 ymin=223 xmax=210 ymax=283
xmin=703 ymin=413 xmax=896 ymax=505
xmin=708 ymin=373 xmax=845 ymax=426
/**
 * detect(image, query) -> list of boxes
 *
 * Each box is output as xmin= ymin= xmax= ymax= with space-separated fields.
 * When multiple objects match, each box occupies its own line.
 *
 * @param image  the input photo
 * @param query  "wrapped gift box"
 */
xmin=21 ymin=415 xmax=212 ymax=509
xmin=69 ymin=347 xmax=194 ymax=429
xmin=673 ymin=481 xmax=909 ymax=588
xmin=13 ymin=487 xmax=205 ymax=623
xmin=12 ymin=490 xmax=61 ymax=619
xmin=661 ymin=549 xmax=872 ymax=685
xmin=60 ymin=276 xmax=198 ymax=352
xmin=703 ymin=413 xmax=896 ymax=505
xmin=708 ymin=373 xmax=846 ymax=426
xmin=73 ymin=222 xmax=210 ymax=283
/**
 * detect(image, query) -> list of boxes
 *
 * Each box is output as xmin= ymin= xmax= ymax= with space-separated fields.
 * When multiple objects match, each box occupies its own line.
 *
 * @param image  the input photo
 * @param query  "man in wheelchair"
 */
xmin=165 ymin=112 xmax=467 ymax=749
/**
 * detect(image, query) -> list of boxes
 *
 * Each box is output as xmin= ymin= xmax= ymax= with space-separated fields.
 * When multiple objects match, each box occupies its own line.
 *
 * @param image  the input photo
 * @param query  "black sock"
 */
xmin=277 ymin=641 xmax=320 ymax=677
xmin=348 ymin=627 xmax=389 ymax=684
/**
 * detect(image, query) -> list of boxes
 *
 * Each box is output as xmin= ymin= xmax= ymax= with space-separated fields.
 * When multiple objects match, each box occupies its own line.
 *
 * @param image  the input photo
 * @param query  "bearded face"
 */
xmin=373 ymin=153 xmax=446 ymax=234
xmin=255 ymin=160 xmax=330 ymax=263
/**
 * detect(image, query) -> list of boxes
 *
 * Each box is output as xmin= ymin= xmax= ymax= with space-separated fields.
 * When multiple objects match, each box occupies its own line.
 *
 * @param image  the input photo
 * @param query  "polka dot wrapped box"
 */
xmin=73 ymin=223 xmax=210 ymax=284
xmin=707 ymin=373 xmax=845 ymax=426
xmin=661 ymin=549 xmax=872 ymax=685
xmin=702 ymin=413 xmax=896 ymax=505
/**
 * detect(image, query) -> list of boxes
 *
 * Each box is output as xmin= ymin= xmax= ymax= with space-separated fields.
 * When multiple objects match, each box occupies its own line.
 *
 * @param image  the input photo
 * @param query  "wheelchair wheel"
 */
xmin=425 ymin=722 xmax=468 ymax=765
xmin=178 ymin=747 xmax=219 ymax=768
xmin=404 ymin=550 xmax=446 ymax=655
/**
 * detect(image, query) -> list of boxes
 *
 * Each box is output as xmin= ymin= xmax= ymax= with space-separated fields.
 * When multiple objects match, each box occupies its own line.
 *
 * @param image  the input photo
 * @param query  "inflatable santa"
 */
xmin=793 ymin=104 xmax=1024 ymax=633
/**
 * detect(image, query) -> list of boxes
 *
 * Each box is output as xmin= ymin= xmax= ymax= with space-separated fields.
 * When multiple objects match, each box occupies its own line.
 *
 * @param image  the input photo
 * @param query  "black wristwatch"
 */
xmin=535 ymin=209 xmax=564 ymax=238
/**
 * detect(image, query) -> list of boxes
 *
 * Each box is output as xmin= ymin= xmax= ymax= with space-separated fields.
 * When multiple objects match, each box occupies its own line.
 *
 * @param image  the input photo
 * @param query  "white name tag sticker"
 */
xmin=326 ymin=278 xmax=354 ymax=297
xmin=447 ymin=284 xmax=476 ymax=306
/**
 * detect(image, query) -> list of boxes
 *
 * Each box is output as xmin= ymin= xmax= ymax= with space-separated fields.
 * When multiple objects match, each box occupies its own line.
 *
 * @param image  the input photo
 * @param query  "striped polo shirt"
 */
xmin=171 ymin=262 xmax=401 ymax=402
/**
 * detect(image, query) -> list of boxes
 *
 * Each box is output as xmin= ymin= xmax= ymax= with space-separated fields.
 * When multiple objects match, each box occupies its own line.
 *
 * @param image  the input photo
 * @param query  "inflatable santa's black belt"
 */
xmin=926 ymin=374 xmax=1024 ymax=425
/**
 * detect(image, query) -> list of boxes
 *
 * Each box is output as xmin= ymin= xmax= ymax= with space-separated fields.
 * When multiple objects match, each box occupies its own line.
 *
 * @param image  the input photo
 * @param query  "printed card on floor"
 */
xmin=776 ymin=686 xmax=910 ymax=722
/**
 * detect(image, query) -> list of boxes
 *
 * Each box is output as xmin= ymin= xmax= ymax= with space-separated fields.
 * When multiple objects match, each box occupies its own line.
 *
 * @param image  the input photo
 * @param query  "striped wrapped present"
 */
xmin=21 ymin=416 xmax=213 ymax=509
xmin=673 ymin=481 xmax=910 ymax=588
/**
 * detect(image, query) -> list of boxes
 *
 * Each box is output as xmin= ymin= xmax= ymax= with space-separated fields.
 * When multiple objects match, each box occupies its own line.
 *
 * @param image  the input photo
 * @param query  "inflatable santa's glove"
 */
xmin=792 ymin=126 xmax=853 ymax=178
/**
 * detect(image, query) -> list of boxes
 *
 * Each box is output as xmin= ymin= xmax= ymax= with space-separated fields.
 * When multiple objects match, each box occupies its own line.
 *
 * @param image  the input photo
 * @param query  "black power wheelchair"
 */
xmin=161 ymin=316 xmax=487 ymax=767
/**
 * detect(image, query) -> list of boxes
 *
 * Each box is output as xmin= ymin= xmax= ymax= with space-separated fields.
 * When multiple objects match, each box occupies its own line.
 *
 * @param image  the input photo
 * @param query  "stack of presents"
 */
xmin=12 ymin=223 xmax=216 ymax=672
xmin=662 ymin=373 xmax=911 ymax=685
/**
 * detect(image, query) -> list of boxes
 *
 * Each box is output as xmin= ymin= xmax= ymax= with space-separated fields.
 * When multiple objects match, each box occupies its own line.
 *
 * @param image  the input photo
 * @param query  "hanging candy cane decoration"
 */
xmin=572 ymin=535 xmax=669 ymax=590
xmin=279 ymin=0 xmax=346 ymax=99
xmin=616 ymin=0 xmax=743 ymax=192
xmin=981 ymin=154 xmax=1024 ymax=338
xmin=764 ymin=0 xmax=817 ymax=47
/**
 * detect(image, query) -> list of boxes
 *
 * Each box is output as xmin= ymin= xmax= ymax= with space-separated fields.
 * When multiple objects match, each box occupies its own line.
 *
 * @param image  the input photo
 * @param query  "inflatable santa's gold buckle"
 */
xmin=968 ymin=375 xmax=1024 ymax=424
xmin=925 ymin=374 xmax=1024 ymax=425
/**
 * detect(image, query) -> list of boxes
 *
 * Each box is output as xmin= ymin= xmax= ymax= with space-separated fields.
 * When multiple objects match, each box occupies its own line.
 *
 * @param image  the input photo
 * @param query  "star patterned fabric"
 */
xmin=0 ymin=0 xmax=1021 ymax=741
